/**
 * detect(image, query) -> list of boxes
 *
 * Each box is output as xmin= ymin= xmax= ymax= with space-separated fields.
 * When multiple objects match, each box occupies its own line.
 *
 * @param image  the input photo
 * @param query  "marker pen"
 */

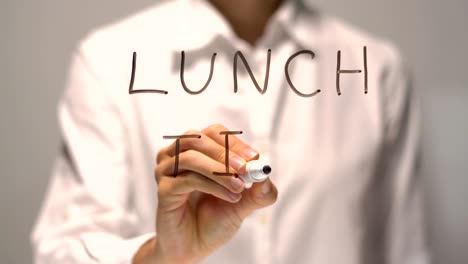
xmin=238 ymin=160 xmax=272 ymax=187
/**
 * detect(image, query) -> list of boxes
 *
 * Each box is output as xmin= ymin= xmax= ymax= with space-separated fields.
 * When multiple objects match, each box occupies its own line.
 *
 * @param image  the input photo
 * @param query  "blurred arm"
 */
xmin=31 ymin=46 xmax=152 ymax=264
xmin=373 ymin=47 xmax=430 ymax=264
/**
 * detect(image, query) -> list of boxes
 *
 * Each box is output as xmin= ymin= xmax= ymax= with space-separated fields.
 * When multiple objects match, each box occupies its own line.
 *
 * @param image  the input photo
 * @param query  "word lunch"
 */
xmin=128 ymin=46 xmax=369 ymax=97
xmin=129 ymin=47 xmax=370 ymax=177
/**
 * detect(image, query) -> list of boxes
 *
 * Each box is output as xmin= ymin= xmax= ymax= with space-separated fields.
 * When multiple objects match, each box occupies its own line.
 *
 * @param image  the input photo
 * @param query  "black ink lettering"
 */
xmin=233 ymin=50 xmax=271 ymax=94
xmin=128 ymin=52 xmax=136 ymax=92
xmin=162 ymin=134 xmax=201 ymax=177
xmin=336 ymin=46 xmax=368 ymax=95
xmin=213 ymin=131 xmax=243 ymax=177
xmin=363 ymin=46 xmax=368 ymax=94
xmin=284 ymin=50 xmax=321 ymax=97
xmin=180 ymin=51 xmax=217 ymax=95
xmin=129 ymin=52 xmax=168 ymax=95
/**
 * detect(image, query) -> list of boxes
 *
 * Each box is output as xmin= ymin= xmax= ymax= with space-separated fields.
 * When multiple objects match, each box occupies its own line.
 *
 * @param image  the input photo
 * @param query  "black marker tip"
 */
xmin=262 ymin=165 xmax=272 ymax=175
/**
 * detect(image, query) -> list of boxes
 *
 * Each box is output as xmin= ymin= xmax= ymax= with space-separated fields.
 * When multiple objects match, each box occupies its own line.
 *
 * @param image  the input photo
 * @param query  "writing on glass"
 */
xmin=128 ymin=47 xmax=368 ymax=96
xmin=129 ymin=47 xmax=369 ymax=177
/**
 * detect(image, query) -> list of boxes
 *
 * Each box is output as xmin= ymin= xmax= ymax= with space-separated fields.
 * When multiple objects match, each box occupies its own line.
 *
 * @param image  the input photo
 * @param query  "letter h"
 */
xmin=336 ymin=46 xmax=368 ymax=95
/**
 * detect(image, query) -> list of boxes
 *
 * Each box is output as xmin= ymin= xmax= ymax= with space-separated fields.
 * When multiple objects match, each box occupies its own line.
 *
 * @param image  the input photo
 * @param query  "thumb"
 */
xmin=232 ymin=179 xmax=278 ymax=220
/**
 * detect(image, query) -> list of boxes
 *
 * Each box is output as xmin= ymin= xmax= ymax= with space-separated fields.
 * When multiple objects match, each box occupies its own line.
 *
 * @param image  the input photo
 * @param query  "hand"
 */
xmin=134 ymin=124 xmax=278 ymax=264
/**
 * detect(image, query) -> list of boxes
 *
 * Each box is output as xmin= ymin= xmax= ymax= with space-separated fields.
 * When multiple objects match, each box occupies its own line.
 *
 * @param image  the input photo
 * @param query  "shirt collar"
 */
xmin=173 ymin=0 xmax=321 ymax=52
xmin=274 ymin=0 xmax=322 ymax=50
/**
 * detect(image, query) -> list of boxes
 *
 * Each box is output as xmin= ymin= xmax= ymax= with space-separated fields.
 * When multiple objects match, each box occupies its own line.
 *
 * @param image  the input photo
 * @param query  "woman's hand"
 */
xmin=134 ymin=124 xmax=278 ymax=264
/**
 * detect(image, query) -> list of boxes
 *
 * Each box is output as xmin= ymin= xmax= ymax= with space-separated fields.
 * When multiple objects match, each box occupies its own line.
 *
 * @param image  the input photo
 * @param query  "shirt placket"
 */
xmin=253 ymin=136 xmax=274 ymax=264
xmin=249 ymin=51 xmax=275 ymax=264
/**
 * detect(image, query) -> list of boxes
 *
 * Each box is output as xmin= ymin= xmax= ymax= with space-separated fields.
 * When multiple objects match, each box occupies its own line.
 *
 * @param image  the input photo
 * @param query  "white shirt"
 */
xmin=32 ymin=0 xmax=428 ymax=263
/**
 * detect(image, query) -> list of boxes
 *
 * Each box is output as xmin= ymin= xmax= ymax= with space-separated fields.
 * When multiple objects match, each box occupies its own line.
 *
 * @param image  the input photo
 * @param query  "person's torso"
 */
xmin=80 ymin=1 xmax=395 ymax=262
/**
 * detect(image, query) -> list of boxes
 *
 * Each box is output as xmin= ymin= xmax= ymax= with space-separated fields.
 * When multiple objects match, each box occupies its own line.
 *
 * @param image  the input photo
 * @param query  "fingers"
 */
xmin=156 ymin=123 xmax=259 ymax=187
xmin=157 ymin=171 xmax=243 ymax=212
xmin=155 ymin=123 xmax=272 ymax=217
xmin=159 ymin=129 xmax=247 ymax=173
xmin=157 ymin=150 xmax=246 ymax=193
xmin=202 ymin=124 xmax=259 ymax=162
xmin=232 ymin=179 xmax=278 ymax=220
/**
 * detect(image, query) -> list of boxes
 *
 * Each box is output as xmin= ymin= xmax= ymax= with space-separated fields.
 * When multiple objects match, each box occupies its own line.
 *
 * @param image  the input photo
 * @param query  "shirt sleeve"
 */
xmin=370 ymin=46 xmax=430 ymax=264
xmin=31 ymin=45 xmax=153 ymax=264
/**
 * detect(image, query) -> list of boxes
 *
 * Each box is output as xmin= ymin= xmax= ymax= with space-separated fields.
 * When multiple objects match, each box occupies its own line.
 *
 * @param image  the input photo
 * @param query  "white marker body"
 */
xmin=239 ymin=160 xmax=271 ymax=188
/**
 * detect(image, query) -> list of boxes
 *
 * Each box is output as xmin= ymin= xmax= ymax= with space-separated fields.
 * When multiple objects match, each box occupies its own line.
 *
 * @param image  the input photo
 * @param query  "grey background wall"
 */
xmin=1 ymin=0 xmax=467 ymax=263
